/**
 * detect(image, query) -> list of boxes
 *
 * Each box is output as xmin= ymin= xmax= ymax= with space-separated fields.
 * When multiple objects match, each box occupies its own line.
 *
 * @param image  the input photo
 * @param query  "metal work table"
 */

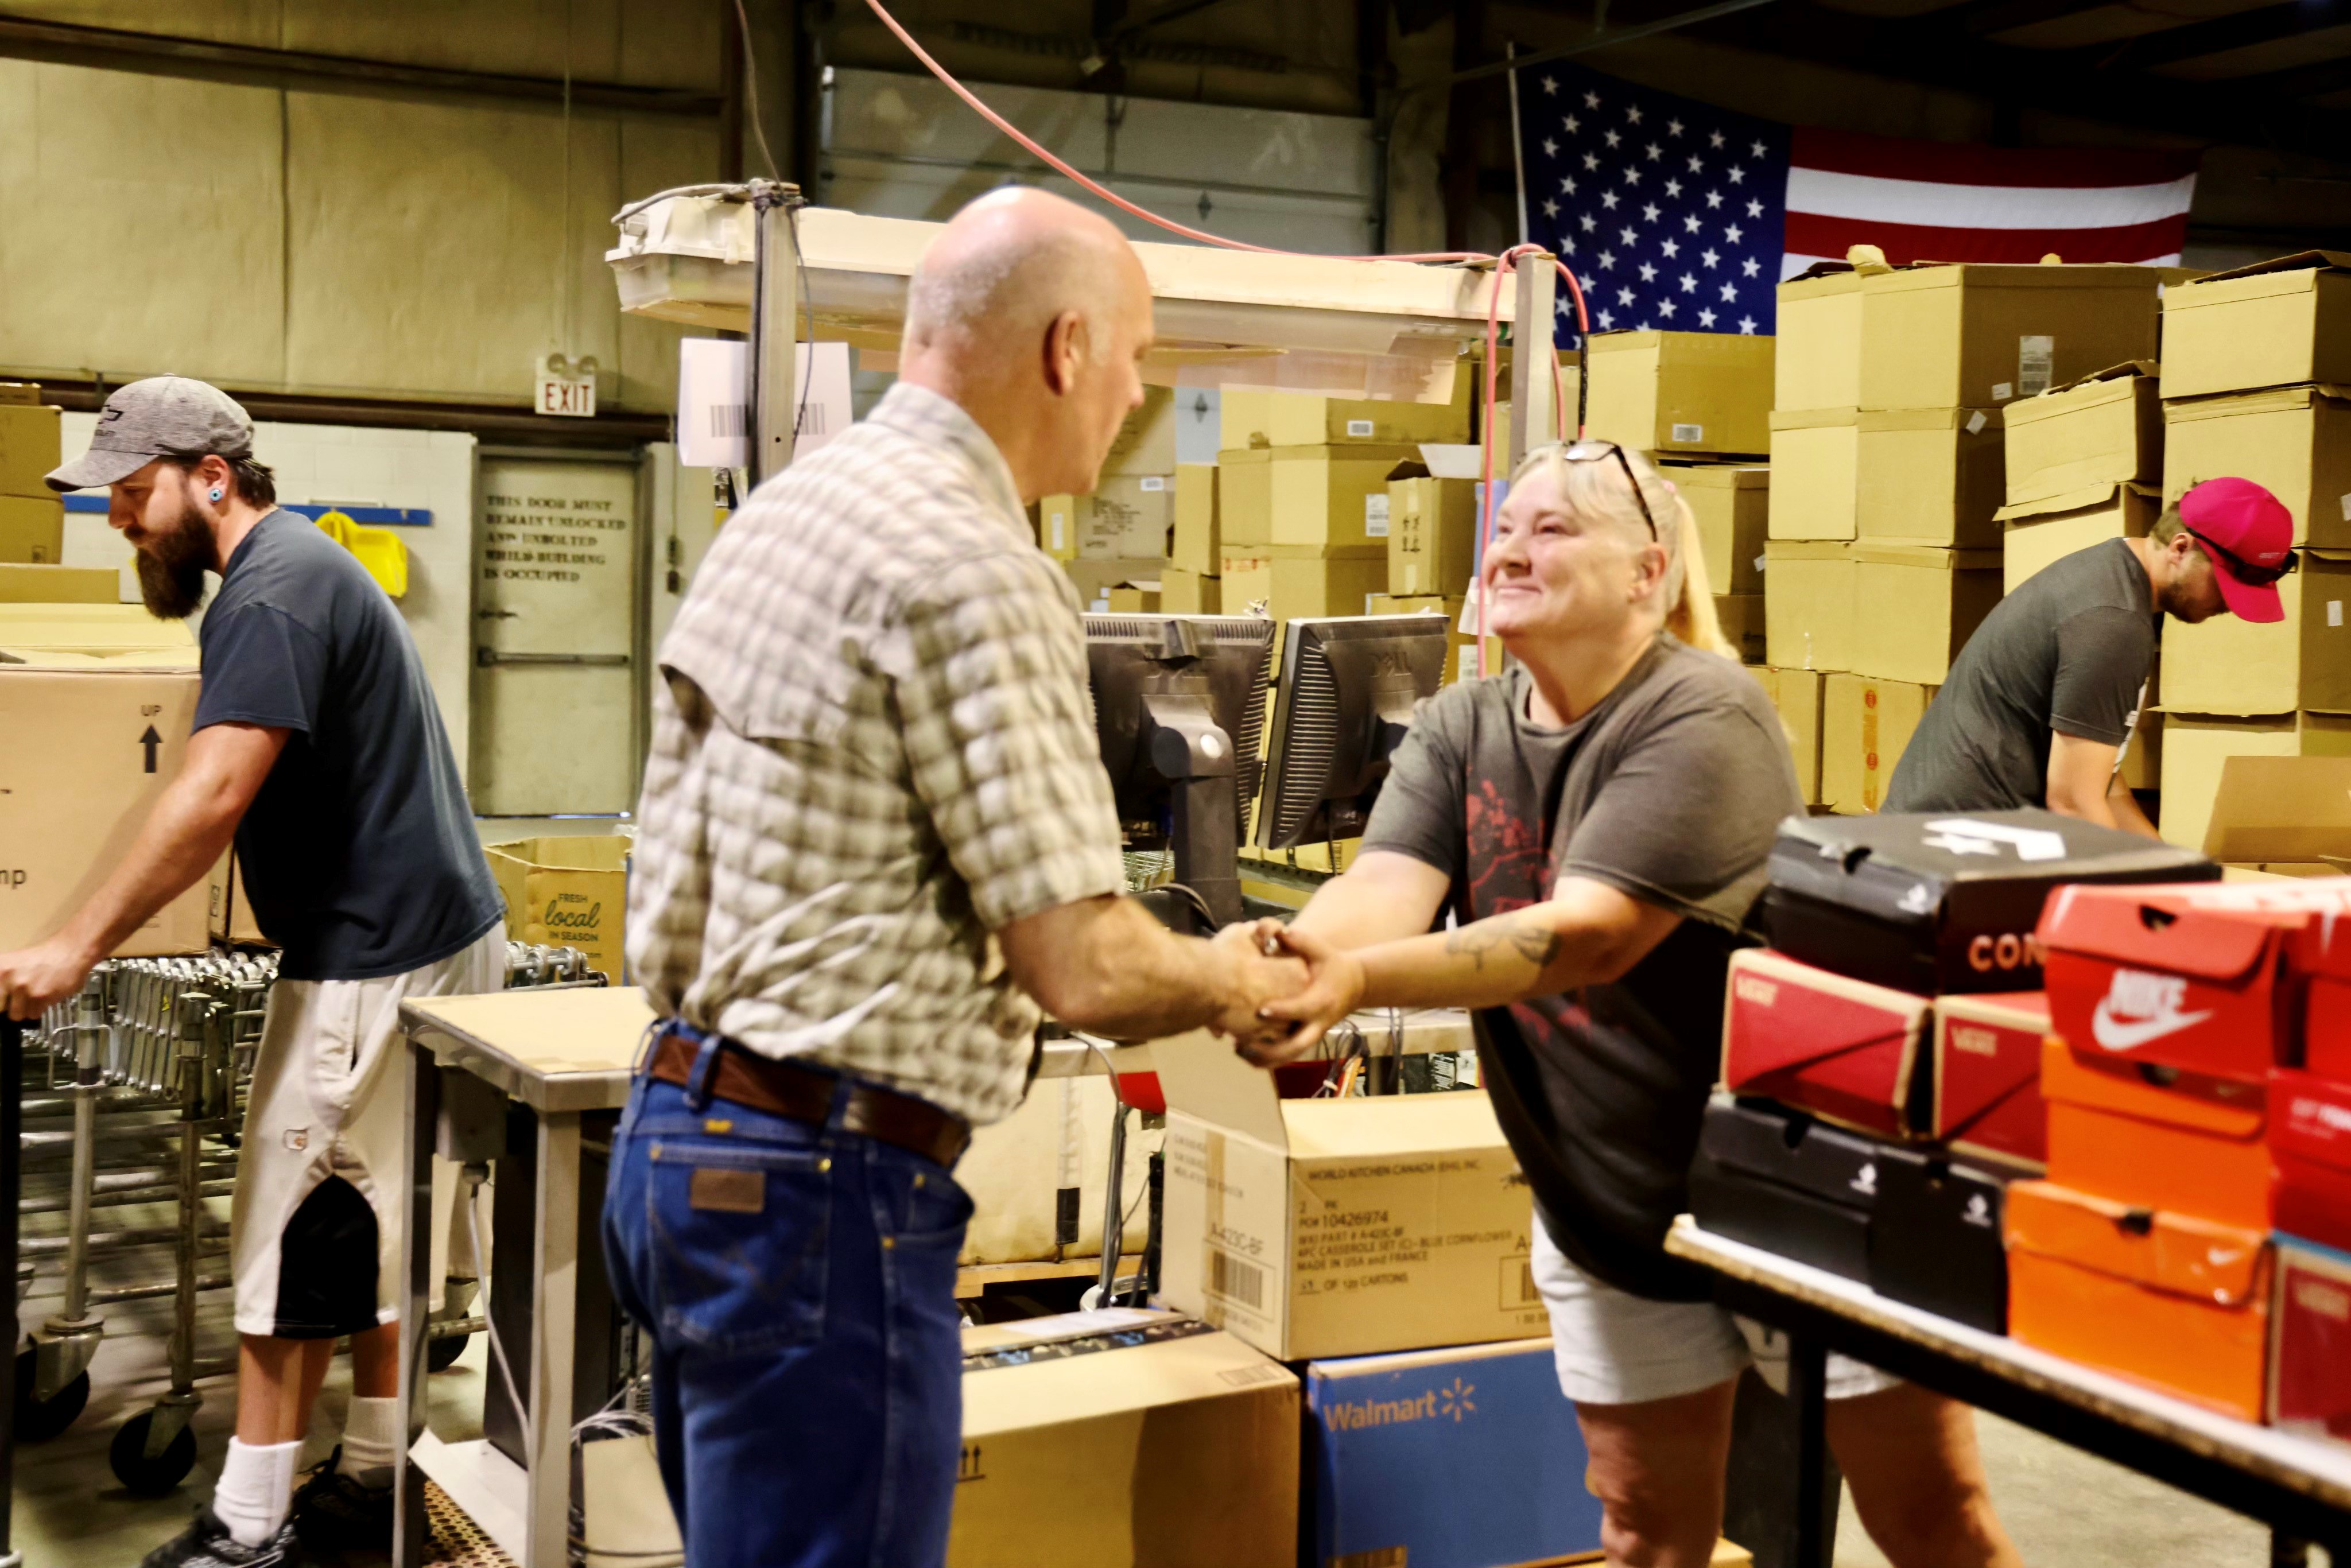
xmin=1666 ymin=1216 xmax=2351 ymax=1565
xmin=393 ymin=985 xmax=655 ymax=1568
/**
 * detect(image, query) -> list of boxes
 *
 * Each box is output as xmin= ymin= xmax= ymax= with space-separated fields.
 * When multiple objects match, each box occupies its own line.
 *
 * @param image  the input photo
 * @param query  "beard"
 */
xmin=131 ymin=484 xmax=214 ymax=620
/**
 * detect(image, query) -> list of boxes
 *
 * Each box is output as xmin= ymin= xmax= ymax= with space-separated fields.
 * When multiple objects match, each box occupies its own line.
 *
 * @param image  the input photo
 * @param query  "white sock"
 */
xmin=214 ymin=1436 xmax=301 ymax=1547
xmin=338 ymin=1396 xmax=401 ymax=1485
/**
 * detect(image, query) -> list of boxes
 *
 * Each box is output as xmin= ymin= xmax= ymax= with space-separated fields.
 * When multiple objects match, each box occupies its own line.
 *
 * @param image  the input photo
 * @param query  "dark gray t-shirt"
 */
xmin=1361 ymin=638 xmax=1803 ymax=1300
xmin=1885 ymin=538 xmax=2156 ymax=814
xmin=195 ymin=511 xmax=502 ymax=981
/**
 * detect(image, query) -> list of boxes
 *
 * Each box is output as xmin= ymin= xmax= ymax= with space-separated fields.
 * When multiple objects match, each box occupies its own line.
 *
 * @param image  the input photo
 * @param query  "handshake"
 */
xmin=1205 ymin=919 xmax=1365 ymax=1066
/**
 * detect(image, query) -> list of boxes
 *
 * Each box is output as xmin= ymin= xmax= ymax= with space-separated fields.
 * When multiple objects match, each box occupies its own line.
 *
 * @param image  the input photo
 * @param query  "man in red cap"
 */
xmin=1885 ymin=476 xmax=2293 ymax=830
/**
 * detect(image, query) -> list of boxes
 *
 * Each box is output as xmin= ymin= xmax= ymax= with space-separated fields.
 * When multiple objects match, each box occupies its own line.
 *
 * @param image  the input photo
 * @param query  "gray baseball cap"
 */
xmin=47 ymin=376 xmax=255 ymax=492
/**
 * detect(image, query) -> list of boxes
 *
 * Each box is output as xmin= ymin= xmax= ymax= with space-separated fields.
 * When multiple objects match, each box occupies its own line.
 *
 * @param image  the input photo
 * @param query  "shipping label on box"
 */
xmin=1859 ymin=263 xmax=2162 ymax=412
xmin=2159 ymin=553 xmax=2351 ymax=715
xmin=1856 ymin=408 xmax=2005 ymax=549
xmin=1171 ymin=464 xmax=1218 ymax=573
xmin=1763 ymin=540 xmax=1855 ymax=672
xmin=0 ymin=405 xmax=61 ymax=500
xmin=0 ymin=665 xmax=212 ymax=956
xmin=1768 ymin=409 xmax=1859 ymax=541
xmin=1670 ymin=462 xmax=1768 ymax=592
xmin=1156 ymin=1031 xmax=1546 ymax=1361
xmin=1996 ymin=483 xmax=2159 ymax=596
xmin=1822 ymin=672 xmax=1935 ymax=813
xmin=486 ymin=835 xmax=629 ymax=982
xmin=1037 ymin=494 xmax=1077 ymax=561
xmin=2160 ymin=253 xmax=2351 ymax=401
xmin=1074 ymin=477 xmax=1174 ymax=561
xmin=2163 ymin=384 xmax=2351 ymax=549
xmin=1850 ymin=544 xmax=2004 ymax=687
xmin=1585 ymin=331 xmax=1773 ymax=456
xmin=2001 ymin=362 xmax=2159 ymax=505
xmin=1776 ymin=266 xmax=1864 ymax=413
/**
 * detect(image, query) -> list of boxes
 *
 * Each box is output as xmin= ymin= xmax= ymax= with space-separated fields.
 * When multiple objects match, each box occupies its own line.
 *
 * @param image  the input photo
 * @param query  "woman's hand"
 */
xmin=1240 ymin=923 xmax=1367 ymax=1065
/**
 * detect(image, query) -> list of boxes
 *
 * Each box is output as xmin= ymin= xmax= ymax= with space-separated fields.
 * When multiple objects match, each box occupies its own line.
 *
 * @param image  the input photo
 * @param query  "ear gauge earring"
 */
xmin=209 ymin=488 xmax=223 ymax=503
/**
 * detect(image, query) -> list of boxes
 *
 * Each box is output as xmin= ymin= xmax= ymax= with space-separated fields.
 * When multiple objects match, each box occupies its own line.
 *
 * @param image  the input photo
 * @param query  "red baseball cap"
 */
xmin=2179 ymin=476 xmax=2293 ymax=624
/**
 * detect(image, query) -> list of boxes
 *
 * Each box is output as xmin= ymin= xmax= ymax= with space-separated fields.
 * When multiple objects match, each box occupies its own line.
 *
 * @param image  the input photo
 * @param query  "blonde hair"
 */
xmin=1507 ymin=442 xmax=1735 ymax=658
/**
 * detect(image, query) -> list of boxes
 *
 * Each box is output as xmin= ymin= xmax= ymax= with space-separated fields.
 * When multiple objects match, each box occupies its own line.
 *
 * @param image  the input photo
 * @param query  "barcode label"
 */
xmin=1218 ymin=1363 xmax=1288 ymax=1388
xmin=708 ymin=403 xmax=748 ymax=437
xmin=1140 ymin=476 xmax=1167 ymax=492
xmin=1365 ymin=494 xmax=1390 ymax=537
xmin=793 ymin=403 xmax=828 ymax=436
xmin=1670 ymin=422 xmax=1704 ymax=443
xmin=2018 ymin=335 xmax=2055 ymax=397
xmin=1208 ymin=1248 xmax=1265 ymax=1310
xmin=1345 ymin=418 xmax=1376 ymax=437
xmin=1500 ymin=1255 xmax=1542 ymax=1308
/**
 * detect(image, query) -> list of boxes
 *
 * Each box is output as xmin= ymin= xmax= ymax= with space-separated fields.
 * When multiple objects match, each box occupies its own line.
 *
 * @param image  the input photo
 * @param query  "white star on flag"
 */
xmin=1720 ymin=282 xmax=1737 ymax=301
xmin=1543 ymin=75 xmax=1559 ymax=94
xmin=1662 ymin=239 xmax=1680 ymax=258
xmin=1642 ymin=201 xmax=1661 ymax=222
xmin=1741 ymin=257 xmax=1760 ymax=276
xmin=1639 ymin=262 xmax=1658 ymax=282
xmin=1585 ymin=90 xmax=1600 ymax=108
xmin=1668 ymin=118 xmax=1684 ymax=135
xmin=1543 ymin=138 xmax=1558 ymax=157
xmin=1708 ymin=129 xmax=1725 ymax=148
xmin=1699 ymin=308 xmax=1717 ymax=327
xmin=1738 ymin=316 xmax=1756 ymax=332
xmin=1681 ymin=274 xmax=1697 ymax=292
xmin=1627 ymin=104 xmax=1643 ymax=124
xmin=1542 ymin=199 xmax=1560 ymax=217
xmin=1659 ymin=299 xmax=1677 ymax=318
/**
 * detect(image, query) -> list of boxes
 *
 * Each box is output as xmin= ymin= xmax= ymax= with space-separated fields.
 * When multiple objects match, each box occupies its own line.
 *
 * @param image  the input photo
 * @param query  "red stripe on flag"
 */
xmin=1782 ymin=210 xmax=2188 ymax=266
xmin=1791 ymin=126 xmax=2201 ymax=190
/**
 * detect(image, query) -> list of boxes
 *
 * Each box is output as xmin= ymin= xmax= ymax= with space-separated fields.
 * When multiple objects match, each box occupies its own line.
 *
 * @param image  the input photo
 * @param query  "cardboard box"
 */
xmin=1671 ymin=461 xmax=1768 ymax=593
xmin=1157 ymin=1031 xmax=1548 ymax=1361
xmin=2159 ymin=553 xmax=2351 ymax=714
xmin=1171 ymin=463 xmax=1217 ymax=573
xmin=1719 ymin=948 xmax=1931 ymax=1138
xmin=209 ymin=853 xmax=271 ymax=947
xmin=1859 ymin=263 xmax=2162 ymax=413
xmin=1715 ymin=593 xmax=1765 ymax=662
xmin=0 ymin=662 xmax=212 ymax=956
xmin=1303 ymin=1340 xmax=1603 ymax=1568
xmin=1062 ymin=558 xmax=1167 ymax=612
xmin=1385 ymin=471 xmax=1478 ymax=598
xmin=485 ymin=834 xmax=629 ymax=983
xmin=1762 ymin=540 xmax=1854 ymax=672
xmin=2039 ymin=1037 xmax=2271 ymax=1227
xmin=1850 ymin=544 xmax=2004 ymax=686
xmin=1996 ymin=483 xmax=2159 ymax=596
xmin=1220 ymin=556 xmax=1270 ymax=616
xmin=0 ymin=603 xmax=195 ymax=660
xmin=2270 ymin=1234 xmax=2351 ymax=1443
xmin=1101 ymin=385 xmax=1179 ymax=476
xmin=1259 ymin=549 xmax=1388 ymax=623
xmin=1767 ymin=409 xmax=1859 ymax=541
xmin=2201 ymin=755 xmax=2351 ymax=875
xmin=1219 ymin=386 xmax=1468 ymax=451
xmin=1776 ymin=266 xmax=1864 ymax=412
xmin=1583 ymin=330 xmax=1774 ymax=456
xmin=2123 ymin=701 xmax=2161 ymax=793
xmin=2159 ymin=252 xmax=2351 ymax=401
xmin=1933 ymin=991 xmax=2050 ymax=1169
xmin=0 ymin=405 xmax=61 ymax=499
xmin=1105 ymin=581 xmax=1162 ymax=614
xmin=1159 ymin=568 xmax=1218 ymax=615
xmin=1821 ymin=672 xmax=1933 ymax=812
xmin=1217 ymin=449 xmax=1270 ymax=549
xmin=951 ymin=1310 xmax=1298 ymax=1568
xmin=1260 ymin=446 xmax=1419 ymax=554
xmin=2272 ymin=1069 xmax=2351 ymax=1256
xmin=1868 ymin=1147 xmax=2016 ymax=1334
xmin=2162 ymin=385 xmax=2351 ymax=548
xmin=1687 ymin=1095 xmax=1881 ymax=1283
xmin=2004 ymin=1177 xmax=2272 ymax=1421
xmin=1753 ymin=665 xmax=1825 ymax=804
xmin=0 ymin=563 xmax=117 ymax=604
xmin=1074 ymin=476 xmax=1175 ymax=561
xmin=0 ymin=495 xmax=63 ymax=564
xmin=2001 ymin=362 xmax=2160 ymax=506
xmin=1770 ymin=807 xmax=2213 ymax=992
xmin=1856 ymin=408 xmax=2004 ymax=548
xmin=2160 ymin=714 xmax=2351 ymax=853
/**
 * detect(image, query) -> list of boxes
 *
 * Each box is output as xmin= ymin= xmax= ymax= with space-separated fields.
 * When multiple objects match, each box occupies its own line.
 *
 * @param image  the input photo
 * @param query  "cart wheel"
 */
xmin=109 ymin=1410 xmax=198 ymax=1495
xmin=427 ymin=1330 xmax=471 ymax=1373
xmin=13 ymin=1347 xmax=88 ymax=1442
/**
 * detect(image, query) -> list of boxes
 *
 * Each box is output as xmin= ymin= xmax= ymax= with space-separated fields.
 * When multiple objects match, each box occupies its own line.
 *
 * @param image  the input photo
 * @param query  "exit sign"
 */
xmin=536 ymin=354 xmax=598 ymax=418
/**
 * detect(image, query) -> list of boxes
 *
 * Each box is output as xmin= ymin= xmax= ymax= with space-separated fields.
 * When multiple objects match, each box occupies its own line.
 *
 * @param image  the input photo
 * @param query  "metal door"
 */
xmin=471 ymin=451 xmax=643 ymax=816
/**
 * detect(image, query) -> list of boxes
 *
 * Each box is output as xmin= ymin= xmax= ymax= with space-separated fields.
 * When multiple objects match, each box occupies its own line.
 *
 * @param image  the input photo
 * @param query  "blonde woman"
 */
xmin=1256 ymin=441 xmax=2022 ymax=1568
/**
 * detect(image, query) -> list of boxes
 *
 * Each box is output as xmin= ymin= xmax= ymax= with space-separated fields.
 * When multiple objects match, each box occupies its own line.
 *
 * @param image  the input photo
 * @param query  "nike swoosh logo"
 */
xmin=2090 ymin=999 xmax=2217 ymax=1051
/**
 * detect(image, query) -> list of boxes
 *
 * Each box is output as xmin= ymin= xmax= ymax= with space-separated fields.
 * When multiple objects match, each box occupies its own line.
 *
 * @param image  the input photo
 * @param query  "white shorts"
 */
xmin=1531 ymin=1219 xmax=1901 ymax=1407
xmin=229 ymin=926 xmax=504 ymax=1339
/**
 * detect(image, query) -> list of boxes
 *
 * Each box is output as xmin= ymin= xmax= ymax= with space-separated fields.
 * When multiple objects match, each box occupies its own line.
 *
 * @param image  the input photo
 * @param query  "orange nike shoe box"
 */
xmin=1720 ymin=948 xmax=1933 ymax=1139
xmin=2039 ymin=1038 xmax=2271 ymax=1229
xmin=2274 ymin=1068 xmax=2351 ymax=1255
xmin=2037 ymin=881 xmax=2309 ymax=1084
xmin=1930 ymin=992 xmax=2049 ymax=1169
xmin=2004 ymin=1179 xmax=2272 ymax=1422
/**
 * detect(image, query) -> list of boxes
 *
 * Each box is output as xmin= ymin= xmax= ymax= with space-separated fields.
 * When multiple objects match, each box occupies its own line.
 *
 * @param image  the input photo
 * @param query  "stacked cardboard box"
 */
xmin=1665 ymin=461 xmax=1768 ymax=662
xmin=2158 ymin=255 xmax=2351 ymax=849
xmin=1042 ymin=387 xmax=1181 ymax=608
xmin=0 ymin=384 xmax=65 ymax=564
xmin=1995 ymin=363 xmax=2162 ymax=594
xmin=1583 ymin=331 xmax=1774 ymax=459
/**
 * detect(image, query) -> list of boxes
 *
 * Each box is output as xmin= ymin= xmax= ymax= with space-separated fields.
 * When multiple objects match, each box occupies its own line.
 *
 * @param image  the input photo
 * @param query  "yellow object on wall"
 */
xmin=313 ymin=509 xmax=409 ymax=598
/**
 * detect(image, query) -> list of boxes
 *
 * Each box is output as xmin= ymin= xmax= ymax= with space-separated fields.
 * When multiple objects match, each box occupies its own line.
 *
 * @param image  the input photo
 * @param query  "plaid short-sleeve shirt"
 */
xmin=628 ymin=383 xmax=1126 ymax=1125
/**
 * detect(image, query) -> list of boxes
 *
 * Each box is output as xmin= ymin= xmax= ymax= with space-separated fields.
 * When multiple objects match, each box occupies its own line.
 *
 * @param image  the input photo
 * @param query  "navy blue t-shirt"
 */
xmin=195 ymin=511 xmax=502 ymax=981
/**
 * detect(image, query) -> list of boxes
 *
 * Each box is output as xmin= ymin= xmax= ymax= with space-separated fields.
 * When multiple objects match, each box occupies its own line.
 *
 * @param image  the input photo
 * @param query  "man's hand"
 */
xmin=1240 ymin=921 xmax=1365 ymax=1066
xmin=0 ymin=937 xmax=99 ymax=1022
xmin=1206 ymin=923 xmax=1310 ymax=1049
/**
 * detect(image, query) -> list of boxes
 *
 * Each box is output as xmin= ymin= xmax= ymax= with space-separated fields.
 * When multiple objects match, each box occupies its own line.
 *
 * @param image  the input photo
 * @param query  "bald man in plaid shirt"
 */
xmin=604 ymin=188 xmax=1308 ymax=1568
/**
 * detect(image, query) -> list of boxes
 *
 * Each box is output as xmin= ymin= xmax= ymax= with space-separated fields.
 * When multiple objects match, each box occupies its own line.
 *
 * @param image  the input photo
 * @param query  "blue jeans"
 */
xmin=602 ymin=1039 xmax=974 ymax=1568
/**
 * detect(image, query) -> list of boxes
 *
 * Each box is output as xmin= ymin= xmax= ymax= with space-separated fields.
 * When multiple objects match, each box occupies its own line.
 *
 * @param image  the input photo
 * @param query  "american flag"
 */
xmin=1518 ymin=61 xmax=2200 ymax=349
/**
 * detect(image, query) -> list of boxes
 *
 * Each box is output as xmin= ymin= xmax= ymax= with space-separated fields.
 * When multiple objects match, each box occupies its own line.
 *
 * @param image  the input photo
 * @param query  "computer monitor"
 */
xmin=1258 ymin=614 xmax=1450 ymax=852
xmin=1084 ymin=613 xmax=1277 ymax=930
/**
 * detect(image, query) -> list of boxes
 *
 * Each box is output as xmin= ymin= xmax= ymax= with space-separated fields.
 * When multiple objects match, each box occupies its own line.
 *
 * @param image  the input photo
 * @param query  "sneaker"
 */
xmin=289 ymin=1447 xmax=393 ymax=1556
xmin=139 ymin=1510 xmax=306 ymax=1568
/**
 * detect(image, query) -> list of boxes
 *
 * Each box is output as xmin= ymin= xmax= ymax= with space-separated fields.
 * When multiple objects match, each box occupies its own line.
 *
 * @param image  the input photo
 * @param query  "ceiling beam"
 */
xmin=2095 ymin=0 xmax=2348 ymax=72
xmin=1952 ymin=0 xmax=2130 ymax=39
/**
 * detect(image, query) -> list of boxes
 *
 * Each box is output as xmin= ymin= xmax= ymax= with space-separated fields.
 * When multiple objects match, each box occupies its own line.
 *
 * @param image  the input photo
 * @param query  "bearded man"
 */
xmin=0 ymin=377 xmax=504 ymax=1568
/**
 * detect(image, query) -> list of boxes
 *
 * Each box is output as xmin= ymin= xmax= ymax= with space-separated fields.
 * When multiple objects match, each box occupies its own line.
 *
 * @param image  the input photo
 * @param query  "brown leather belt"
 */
xmin=645 ymin=1030 xmax=971 ymax=1169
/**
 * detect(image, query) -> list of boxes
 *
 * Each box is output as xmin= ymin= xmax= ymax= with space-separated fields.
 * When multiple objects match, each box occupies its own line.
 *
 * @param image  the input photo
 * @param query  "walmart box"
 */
xmin=1305 ymin=1339 xmax=1603 ymax=1568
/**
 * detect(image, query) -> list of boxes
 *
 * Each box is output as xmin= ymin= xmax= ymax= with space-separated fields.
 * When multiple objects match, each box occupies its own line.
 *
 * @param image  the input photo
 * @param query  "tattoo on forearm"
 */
xmin=1444 ymin=913 xmax=1563 ymax=971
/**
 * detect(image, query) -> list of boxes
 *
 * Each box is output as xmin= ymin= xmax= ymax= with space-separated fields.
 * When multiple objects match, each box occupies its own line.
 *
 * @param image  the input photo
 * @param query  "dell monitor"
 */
xmin=1084 ymin=613 xmax=1277 ymax=931
xmin=1258 ymin=614 xmax=1450 ymax=852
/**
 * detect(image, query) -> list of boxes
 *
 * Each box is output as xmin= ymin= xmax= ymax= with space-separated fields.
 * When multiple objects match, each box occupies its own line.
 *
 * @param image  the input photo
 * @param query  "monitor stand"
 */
xmin=1143 ymin=710 xmax=1244 ymax=934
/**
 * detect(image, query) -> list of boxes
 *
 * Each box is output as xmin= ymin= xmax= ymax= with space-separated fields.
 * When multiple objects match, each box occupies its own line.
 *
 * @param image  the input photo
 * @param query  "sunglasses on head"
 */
xmin=2186 ymin=526 xmax=2298 ymax=587
xmin=1559 ymin=440 xmax=1661 ymax=542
